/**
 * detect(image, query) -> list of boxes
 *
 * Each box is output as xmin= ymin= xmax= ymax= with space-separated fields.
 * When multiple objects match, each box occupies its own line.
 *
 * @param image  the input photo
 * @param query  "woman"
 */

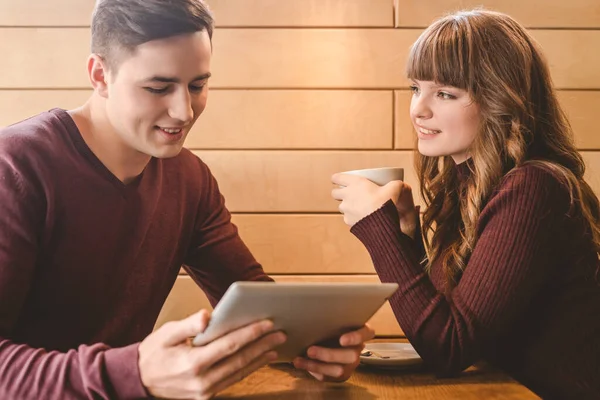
xmin=332 ymin=10 xmax=600 ymax=398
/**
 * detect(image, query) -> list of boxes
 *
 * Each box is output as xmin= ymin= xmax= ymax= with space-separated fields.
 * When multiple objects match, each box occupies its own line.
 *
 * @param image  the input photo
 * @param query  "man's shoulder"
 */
xmin=0 ymin=109 xmax=65 ymax=156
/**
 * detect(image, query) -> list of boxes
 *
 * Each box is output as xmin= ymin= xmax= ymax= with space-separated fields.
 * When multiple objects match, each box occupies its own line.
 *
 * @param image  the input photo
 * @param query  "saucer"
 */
xmin=360 ymin=342 xmax=423 ymax=369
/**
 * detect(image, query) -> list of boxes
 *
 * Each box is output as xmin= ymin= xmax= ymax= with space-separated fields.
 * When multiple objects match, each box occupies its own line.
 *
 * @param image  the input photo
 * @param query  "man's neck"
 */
xmin=69 ymin=96 xmax=151 ymax=184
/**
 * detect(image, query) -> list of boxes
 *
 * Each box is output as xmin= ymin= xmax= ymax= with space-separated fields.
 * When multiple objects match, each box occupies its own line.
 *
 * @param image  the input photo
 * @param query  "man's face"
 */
xmin=103 ymin=30 xmax=211 ymax=159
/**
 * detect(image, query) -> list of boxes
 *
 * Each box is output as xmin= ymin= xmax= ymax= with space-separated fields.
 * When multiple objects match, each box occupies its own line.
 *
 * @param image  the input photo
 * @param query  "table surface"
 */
xmin=216 ymin=340 xmax=539 ymax=399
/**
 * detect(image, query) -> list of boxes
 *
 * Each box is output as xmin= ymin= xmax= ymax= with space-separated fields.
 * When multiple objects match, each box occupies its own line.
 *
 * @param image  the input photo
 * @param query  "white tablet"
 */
xmin=191 ymin=281 xmax=399 ymax=362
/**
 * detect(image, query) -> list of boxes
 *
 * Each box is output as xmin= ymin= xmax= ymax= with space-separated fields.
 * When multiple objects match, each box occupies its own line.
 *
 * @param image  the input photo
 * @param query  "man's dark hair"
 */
xmin=91 ymin=0 xmax=214 ymax=70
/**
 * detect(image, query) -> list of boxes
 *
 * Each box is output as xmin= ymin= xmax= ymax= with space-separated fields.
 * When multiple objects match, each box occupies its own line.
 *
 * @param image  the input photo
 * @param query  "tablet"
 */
xmin=191 ymin=281 xmax=399 ymax=362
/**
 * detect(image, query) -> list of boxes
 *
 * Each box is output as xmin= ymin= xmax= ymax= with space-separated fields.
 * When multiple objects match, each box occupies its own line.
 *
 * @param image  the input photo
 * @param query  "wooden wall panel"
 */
xmin=208 ymin=0 xmax=394 ymax=27
xmin=582 ymin=152 xmax=600 ymax=194
xmin=534 ymin=31 xmax=600 ymax=89
xmin=194 ymin=150 xmax=417 ymax=212
xmin=0 ymin=0 xmax=394 ymax=28
xmin=0 ymin=90 xmax=90 ymax=127
xmin=0 ymin=28 xmax=90 ymax=88
xmin=0 ymin=90 xmax=394 ymax=149
xmin=231 ymin=215 xmax=374 ymax=274
xmin=395 ymin=90 xmax=600 ymax=150
xmin=190 ymin=90 xmax=393 ymax=149
xmin=155 ymin=275 xmax=403 ymax=337
xmin=4 ymin=90 xmax=597 ymax=152
xmin=394 ymin=90 xmax=415 ymax=150
xmin=5 ymin=0 xmax=599 ymax=29
xmin=209 ymin=29 xmax=416 ymax=89
xmin=0 ymin=0 xmax=93 ymax=26
xmin=0 ymin=28 xmax=418 ymax=88
xmin=558 ymin=91 xmax=600 ymax=150
xmin=2 ymin=28 xmax=599 ymax=89
xmin=394 ymin=0 xmax=600 ymax=28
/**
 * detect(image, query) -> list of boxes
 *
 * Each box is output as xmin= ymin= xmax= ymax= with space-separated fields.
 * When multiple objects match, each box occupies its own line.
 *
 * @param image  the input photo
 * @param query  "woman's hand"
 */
xmin=331 ymin=173 xmax=418 ymax=238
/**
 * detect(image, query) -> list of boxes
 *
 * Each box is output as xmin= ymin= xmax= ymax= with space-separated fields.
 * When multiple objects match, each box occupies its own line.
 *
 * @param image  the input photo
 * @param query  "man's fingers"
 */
xmin=305 ymin=345 xmax=362 ymax=364
xmin=339 ymin=324 xmax=375 ymax=347
xmin=189 ymin=319 xmax=276 ymax=368
xmin=161 ymin=309 xmax=211 ymax=346
xmin=201 ymin=331 xmax=286 ymax=387
xmin=208 ymin=350 xmax=278 ymax=394
xmin=293 ymin=357 xmax=347 ymax=380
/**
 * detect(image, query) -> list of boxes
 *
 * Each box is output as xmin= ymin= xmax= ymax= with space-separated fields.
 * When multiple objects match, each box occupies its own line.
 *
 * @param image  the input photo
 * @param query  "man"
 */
xmin=0 ymin=0 xmax=373 ymax=398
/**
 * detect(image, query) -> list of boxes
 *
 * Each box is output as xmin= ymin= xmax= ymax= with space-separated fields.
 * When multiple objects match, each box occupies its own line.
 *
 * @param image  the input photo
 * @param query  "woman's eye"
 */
xmin=438 ymin=91 xmax=456 ymax=100
xmin=409 ymin=85 xmax=420 ymax=94
xmin=144 ymin=87 xmax=169 ymax=94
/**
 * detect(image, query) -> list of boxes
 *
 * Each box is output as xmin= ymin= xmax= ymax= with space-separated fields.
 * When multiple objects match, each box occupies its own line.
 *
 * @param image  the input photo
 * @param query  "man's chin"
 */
xmin=149 ymin=146 xmax=185 ymax=159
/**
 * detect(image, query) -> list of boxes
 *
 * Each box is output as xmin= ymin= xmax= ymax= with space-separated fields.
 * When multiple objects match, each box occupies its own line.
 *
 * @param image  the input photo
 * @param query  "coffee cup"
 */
xmin=338 ymin=167 xmax=404 ymax=186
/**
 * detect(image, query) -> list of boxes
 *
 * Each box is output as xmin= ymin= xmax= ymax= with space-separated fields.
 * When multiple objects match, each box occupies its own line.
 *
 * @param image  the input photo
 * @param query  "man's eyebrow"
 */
xmin=143 ymin=73 xmax=212 ymax=83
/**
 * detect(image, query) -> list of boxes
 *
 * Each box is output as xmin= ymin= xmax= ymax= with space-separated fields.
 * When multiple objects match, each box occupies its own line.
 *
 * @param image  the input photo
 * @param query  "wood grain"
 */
xmin=2 ymin=28 xmax=599 ymax=89
xmin=0 ymin=0 xmax=393 ymax=27
xmin=231 ymin=214 xmax=375 ymax=274
xmin=208 ymin=0 xmax=394 ymax=27
xmin=394 ymin=0 xmax=600 ymax=28
xmin=217 ymin=354 xmax=539 ymax=399
xmin=194 ymin=150 xmax=417 ymax=212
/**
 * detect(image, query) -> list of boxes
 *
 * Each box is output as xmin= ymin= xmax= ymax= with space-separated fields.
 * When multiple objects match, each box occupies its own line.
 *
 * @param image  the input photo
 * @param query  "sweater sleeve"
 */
xmin=184 ymin=158 xmax=272 ymax=306
xmin=0 ymin=157 xmax=149 ymax=399
xmin=351 ymin=166 xmax=570 ymax=375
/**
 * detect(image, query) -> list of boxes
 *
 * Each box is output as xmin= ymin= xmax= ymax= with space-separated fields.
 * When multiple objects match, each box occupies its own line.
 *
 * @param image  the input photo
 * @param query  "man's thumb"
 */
xmin=161 ymin=309 xmax=211 ymax=346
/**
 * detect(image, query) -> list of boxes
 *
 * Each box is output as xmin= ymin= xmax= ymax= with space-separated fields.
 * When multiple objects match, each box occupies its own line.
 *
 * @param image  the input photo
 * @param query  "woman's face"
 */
xmin=409 ymin=80 xmax=481 ymax=164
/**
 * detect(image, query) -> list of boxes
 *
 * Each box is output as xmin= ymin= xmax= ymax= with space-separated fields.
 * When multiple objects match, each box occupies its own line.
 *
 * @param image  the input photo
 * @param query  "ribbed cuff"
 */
xmin=351 ymin=200 xmax=418 ymax=260
xmin=104 ymin=343 xmax=150 ymax=399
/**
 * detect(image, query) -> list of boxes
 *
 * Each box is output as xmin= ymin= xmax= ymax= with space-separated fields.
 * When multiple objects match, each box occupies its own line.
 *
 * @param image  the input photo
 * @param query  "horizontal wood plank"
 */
xmin=0 ymin=0 xmax=94 ymax=26
xmin=4 ymin=90 xmax=599 ymax=151
xmin=0 ymin=89 xmax=394 ymax=149
xmin=209 ymin=29 xmax=415 ymax=89
xmin=0 ymin=0 xmax=393 ymax=27
xmin=394 ymin=90 xmax=415 ymax=149
xmin=396 ymin=90 xmax=600 ymax=150
xmin=0 ymin=90 xmax=90 ymax=127
xmin=558 ymin=91 xmax=600 ymax=150
xmin=208 ymin=0 xmax=394 ymax=27
xmin=0 ymin=29 xmax=91 ymax=88
xmin=534 ymin=30 xmax=600 ymax=89
xmin=155 ymin=275 xmax=403 ymax=336
xmin=395 ymin=0 xmax=600 ymax=28
xmin=194 ymin=150 xmax=417 ymax=212
xmin=0 ymin=28 xmax=416 ymax=89
xmin=1 ymin=29 xmax=599 ymax=89
xmin=191 ymin=90 xmax=393 ymax=149
xmin=233 ymin=214 xmax=373 ymax=274
xmin=582 ymin=152 xmax=600 ymax=195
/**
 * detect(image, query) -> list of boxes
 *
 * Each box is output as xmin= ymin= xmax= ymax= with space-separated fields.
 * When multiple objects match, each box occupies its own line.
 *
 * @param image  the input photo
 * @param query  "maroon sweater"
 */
xmin=352 ymin=161 xmax=600 ymax=398
xmin=0 ymin=109 xmax=271 ymax=399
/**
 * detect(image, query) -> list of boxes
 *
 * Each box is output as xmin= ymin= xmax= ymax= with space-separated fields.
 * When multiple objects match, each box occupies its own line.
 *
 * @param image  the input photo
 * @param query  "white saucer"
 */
xmin=360 ymin=342 xmax=423 ymax=368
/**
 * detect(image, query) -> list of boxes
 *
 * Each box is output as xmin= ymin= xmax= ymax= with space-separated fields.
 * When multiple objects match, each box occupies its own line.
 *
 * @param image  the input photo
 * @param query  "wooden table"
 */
xmin=216 ymin=341 xmax=539 ymax=399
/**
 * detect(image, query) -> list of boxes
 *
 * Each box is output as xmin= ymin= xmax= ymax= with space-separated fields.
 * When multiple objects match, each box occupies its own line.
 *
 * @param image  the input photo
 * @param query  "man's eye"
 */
xmin=144 ymin=87 xmax=169 ymax=94
xmin=189 ymin=85 xmax=205 ymax=93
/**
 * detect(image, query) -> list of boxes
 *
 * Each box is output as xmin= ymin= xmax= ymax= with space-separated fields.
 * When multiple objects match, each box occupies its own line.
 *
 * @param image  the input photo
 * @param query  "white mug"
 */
xmin=339 ymin=167 xmax=404 ymax=186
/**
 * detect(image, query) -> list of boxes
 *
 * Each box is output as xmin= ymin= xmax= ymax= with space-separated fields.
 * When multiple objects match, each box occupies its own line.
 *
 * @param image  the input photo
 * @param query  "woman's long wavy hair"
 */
xmin=407 ymin=9 xmax=600 ymax=289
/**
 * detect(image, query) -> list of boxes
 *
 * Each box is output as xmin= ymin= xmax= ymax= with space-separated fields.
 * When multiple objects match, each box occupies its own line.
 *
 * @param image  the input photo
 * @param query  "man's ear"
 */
xmin=87 ymin=54 xmax=110 ymax=98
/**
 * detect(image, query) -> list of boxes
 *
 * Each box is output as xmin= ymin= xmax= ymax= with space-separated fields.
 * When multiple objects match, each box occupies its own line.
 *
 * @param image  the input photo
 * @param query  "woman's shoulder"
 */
xmin=489 ymin=161 xmax=575 ymax=214
xmin=501 ymin=161 xmax=572 ymax=192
